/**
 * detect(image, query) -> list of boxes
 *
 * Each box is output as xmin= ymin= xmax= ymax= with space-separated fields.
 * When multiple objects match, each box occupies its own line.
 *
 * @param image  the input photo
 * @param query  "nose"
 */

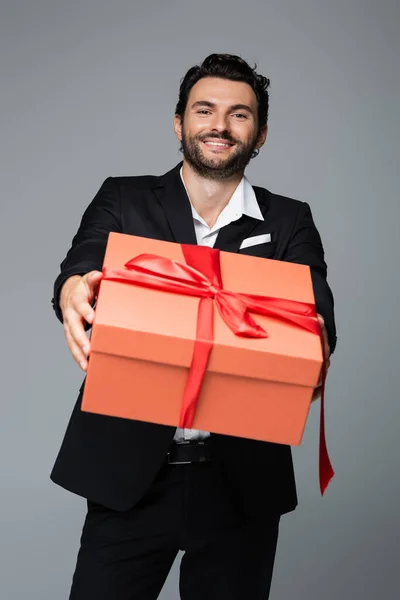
xmin=210 ymin=111 xmax=229 ymax=134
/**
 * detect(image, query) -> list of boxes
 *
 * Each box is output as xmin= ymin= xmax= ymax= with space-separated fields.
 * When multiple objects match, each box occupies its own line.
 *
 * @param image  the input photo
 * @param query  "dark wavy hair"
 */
xmin=175 ymin=54 xmax=270 ymax=135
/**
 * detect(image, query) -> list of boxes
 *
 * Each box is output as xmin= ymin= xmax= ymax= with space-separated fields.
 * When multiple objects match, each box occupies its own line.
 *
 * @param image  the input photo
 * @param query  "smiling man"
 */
xmin=51 ymin=54 xmax=336 ymax=600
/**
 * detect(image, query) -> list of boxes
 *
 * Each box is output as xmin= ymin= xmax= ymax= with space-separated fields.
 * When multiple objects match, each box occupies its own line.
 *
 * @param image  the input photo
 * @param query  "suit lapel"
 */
xmin=153 ymin=166 xmax=270 ymax=251
xmin=153 ymin=162 xmax=197 ymax=245
xmin=214 ymin=186 xmax=270 ymax=252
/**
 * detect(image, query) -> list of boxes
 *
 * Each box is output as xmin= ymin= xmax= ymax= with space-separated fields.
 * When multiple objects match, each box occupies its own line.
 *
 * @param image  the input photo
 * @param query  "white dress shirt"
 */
xmin=173 ymin=168 xmax=264 ymax=443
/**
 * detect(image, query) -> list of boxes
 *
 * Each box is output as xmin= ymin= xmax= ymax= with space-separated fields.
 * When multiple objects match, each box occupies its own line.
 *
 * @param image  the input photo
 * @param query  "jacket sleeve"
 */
xmin=283 ymin=201 xmax=337 ymax=355
xmin=51 ymin=177 xmax=122 ymax=324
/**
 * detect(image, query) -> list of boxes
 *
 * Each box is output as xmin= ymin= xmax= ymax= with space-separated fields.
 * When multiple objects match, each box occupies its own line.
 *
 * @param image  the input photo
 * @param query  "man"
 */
xmin=51 ymin=54 xmax=336 ymax=599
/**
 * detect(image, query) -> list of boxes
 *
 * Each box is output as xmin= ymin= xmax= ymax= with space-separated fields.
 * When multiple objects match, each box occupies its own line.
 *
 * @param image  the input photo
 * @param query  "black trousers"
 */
xmin=69 ymin=459 xmax=281 ymax=600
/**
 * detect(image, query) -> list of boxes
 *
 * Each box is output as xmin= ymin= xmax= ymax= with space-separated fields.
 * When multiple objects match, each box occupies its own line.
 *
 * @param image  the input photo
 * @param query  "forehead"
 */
xmin=187 ymin=77 xmax=257 ymax=110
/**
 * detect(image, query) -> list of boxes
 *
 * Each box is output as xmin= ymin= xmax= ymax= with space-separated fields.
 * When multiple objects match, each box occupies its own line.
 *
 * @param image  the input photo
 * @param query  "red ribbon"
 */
xmin=102 ymin=244 xmax=334 ymax=494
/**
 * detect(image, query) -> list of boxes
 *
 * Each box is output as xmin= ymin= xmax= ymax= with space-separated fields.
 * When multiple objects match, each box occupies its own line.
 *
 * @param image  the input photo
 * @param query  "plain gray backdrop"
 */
xmin=1 ymin=0 xmax=399 ymax=598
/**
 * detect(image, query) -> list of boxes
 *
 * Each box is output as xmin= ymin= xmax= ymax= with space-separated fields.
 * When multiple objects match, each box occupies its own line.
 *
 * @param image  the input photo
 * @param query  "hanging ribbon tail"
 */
xmin=179 ymin=297 xmax=214 ymax=428
xmin=319 ymin=331 xmax=335 ymax=495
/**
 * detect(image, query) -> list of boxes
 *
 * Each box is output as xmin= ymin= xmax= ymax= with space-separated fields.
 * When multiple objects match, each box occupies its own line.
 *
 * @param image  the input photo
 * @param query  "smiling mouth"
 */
xmin=202 ymin=140 xmax=235 ymax=151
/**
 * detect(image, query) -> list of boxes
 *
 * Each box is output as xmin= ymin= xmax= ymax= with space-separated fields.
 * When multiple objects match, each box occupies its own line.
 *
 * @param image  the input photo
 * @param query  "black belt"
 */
xmin=167 ymin=440 xmax=212 ymax=465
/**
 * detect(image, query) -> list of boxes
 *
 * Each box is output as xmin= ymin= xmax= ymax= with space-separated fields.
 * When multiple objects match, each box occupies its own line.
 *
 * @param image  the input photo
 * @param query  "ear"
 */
xmin=174 ymin=114 xmax=183 ymax=142
xmin=255 ymin=124 xmax=268 ymax=150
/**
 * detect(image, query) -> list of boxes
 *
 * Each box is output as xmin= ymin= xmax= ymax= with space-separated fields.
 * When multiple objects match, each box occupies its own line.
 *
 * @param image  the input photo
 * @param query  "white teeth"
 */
xmin=205 ymin=141 xmax=231 ymax=147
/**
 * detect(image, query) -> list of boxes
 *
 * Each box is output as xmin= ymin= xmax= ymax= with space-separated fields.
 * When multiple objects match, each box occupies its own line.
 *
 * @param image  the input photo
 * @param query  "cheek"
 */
xmin=186 ymin=115 xmax=216 ymax=134
xmin=229 ymin=121 xmax=256 ymax=142
xmin=194 ymin=120 xmax=213 ymax=135
xmin=238 ymin=120 xmax=257 ymax=136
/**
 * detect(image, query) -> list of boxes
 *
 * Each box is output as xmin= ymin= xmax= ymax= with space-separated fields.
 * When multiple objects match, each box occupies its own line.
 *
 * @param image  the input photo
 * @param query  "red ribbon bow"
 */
xmin=102 ymin=244 xmax=334 ymax=494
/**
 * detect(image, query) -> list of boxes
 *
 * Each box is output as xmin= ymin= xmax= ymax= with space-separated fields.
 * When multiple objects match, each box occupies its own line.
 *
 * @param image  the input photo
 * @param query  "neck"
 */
xmin=181 ymin=161 xmax=243 ymax=228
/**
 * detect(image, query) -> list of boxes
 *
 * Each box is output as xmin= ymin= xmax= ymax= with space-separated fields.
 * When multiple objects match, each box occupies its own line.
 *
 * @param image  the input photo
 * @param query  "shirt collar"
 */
xmin=179 ymin=167 xmax=263 ymax=231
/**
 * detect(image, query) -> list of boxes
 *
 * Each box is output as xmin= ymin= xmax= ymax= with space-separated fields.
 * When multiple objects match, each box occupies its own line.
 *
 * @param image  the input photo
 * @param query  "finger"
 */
xmin=317 ymin=314 xmax=330 ymax=357
xmin=320 ymin=326 xmax=328 ymax=347
xmin=312 ymin=386 xmax=322 ymax=402
xmin=64 ymin=325 xmax=88 ymax=370
xmin=82 ymin=272 xmax=102 ymax=323
xmin=74 ymin=297 xmax=96 ymax=326
xmin=323 ymin=334 xmax=330 ymax=357
xmin=85 ymin=270 xmax=103 ymax=295
xmin=64 ymin=310 xmax=91 ymax=356
xmin=317 ymin=357 xmax=331 ymax=387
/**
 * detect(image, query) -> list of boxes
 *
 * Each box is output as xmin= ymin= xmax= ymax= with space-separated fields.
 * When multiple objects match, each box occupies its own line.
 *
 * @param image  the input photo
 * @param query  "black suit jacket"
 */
xmin=50 ymin=162 xmax=337 ymax=516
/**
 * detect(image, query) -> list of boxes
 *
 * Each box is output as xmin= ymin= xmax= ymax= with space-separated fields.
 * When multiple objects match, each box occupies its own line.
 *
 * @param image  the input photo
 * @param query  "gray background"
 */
xmin=1 ymin=0 xmax=399 ymax=598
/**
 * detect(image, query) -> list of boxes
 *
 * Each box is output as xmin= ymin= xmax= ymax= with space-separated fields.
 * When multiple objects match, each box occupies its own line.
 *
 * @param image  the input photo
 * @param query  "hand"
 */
xmin=312 ymin=314 xmax=331 ymax=402
xmin=60 ymin=271 xmax=103 ymax=371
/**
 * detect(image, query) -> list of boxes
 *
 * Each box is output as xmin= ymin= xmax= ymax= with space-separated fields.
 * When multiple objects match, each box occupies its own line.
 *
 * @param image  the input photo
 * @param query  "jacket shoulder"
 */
xmin=253 ymin=185 xmax=305 ymax=214
xmin=110 ymin=174 xmax=159 ymax=191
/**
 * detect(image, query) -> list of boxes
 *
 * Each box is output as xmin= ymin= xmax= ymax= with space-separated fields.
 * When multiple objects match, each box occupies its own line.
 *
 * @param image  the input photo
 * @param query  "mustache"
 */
xmin=197 ymin=132 xmax=241 ymax=145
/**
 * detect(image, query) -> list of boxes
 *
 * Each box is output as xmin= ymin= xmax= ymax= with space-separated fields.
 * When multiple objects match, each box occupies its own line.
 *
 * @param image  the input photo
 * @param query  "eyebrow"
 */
xmin=191 ymin=100 xmax=254 ymax=114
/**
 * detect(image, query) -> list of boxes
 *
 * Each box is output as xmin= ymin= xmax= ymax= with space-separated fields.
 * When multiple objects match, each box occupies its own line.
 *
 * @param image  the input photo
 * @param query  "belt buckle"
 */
xmin=167 ymin=440 xmax=205 ymax=465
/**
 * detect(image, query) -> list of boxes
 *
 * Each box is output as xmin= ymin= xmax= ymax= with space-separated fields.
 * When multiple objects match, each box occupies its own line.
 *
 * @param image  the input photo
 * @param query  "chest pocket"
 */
xmin=238 ymin=240 xmax=277 ymax=258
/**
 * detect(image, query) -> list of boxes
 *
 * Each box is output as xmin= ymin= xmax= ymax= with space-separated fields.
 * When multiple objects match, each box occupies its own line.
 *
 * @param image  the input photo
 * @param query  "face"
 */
xmin=174 ymin=77 xmax=267 ymax=181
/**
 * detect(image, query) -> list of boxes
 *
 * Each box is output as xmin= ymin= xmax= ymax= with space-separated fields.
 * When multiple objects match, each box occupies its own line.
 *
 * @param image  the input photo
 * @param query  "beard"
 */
xmin=180 ymin=128 xmax=258 ymax=181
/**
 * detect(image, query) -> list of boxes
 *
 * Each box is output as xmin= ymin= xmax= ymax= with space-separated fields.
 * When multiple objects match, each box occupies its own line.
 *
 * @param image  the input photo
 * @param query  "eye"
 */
xmin=232 ymin=113 xmax=247 ymax=119
xmin=197 ymin=109 xmax=211 ymax=115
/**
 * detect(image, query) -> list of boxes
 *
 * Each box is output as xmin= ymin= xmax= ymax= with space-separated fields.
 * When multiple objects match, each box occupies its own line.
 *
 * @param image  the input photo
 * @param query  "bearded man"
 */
xmin=51 ymin=53 xmax=336 ymax=600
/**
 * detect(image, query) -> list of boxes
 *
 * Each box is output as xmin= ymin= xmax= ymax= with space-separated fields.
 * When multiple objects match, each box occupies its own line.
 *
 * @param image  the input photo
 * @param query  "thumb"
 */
xmin=84 ymin=270 xmax=103 ymax=294
xmin=87 ymin=270 xmax=103 ymax=283
xmin=88 ymin=270 xmax=103 ymax=279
